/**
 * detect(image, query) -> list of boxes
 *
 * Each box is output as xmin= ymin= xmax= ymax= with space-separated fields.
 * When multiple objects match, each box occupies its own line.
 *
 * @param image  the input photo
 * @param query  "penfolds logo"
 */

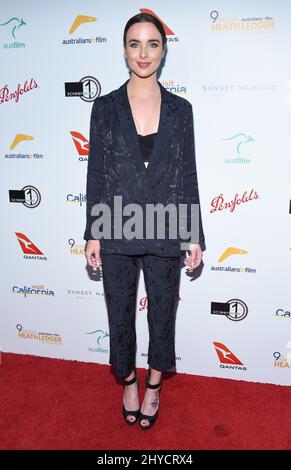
xmin=210 ymin=188 xmax=259 ymax=213
xmin=0 ymin=78 xmax=38 ymax=105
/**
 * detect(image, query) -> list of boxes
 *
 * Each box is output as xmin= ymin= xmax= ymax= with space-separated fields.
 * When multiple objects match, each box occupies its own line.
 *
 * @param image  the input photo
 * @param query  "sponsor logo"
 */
xmin=15 ymin=232 xmax=47 ymax=260
xmin=213 ymin=341 xmax=247 ymax=370
xmin=161 ymin=80 xmax=186 ymax=95
xmin=62 ymin=15 xmax=107 ymax=45
xmin=0 ymin=79 xmax=38 ymax=105
xmin=211 ymin=299 xmax=248 ymax=321
xmin=139 ymin=8 xmax=179 ymax=42
xmin=86 ymin=328 xmax=109 ymax=354
xmin=70 ymin=131 xmax=89 ymax=160
xmin=0 ymin=17 xmax=26 ymax=49
xmin=223 ymin=132 xmax=254 ymax=164
xmin=9 ymin=185 xmax=41 ymax=208
xmin=210 ymin=188 xmax=259 ymax=214
xmin=210 ymin=10 xmax=275 ymax=32
xmin=13 ymin=284 xmax=55 ymax=298
xmin=64 ymin=76 xmax=101 ymax=101
xmin=16 ymin=324 xmax=62 ymax=344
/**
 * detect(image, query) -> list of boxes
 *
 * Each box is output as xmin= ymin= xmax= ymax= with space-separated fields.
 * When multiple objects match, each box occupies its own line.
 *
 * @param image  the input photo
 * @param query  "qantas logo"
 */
xmin=213 ymin=342 xmax=247 ymax=370
xmin=140 ymin=8 xmax=174 ymax=35
xmin=70 ymin=131 xmax=89 ymax=157
xmin=15 ymin=232 xmax=47 ymax=260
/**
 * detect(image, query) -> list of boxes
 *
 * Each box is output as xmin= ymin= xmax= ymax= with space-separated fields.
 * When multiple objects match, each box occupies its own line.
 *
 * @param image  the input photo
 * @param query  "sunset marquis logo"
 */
xmin=202 ymin=82 xmax=277 ymax=97
xmin=86 ymin=328 xmax=109 ymax=354
xmin=3 ymin=133 xmax=43 ymax=159
xmin=13 ymin=284 xmax=55 ymax=298
xmin=0 ymin=79 xmax=38 ymax=105
xmin=67 ymin=289 xmax=104 ymax=298
xmin=161 ymin=80 xmax=187 ymax=95
xmin=0 ymin=17 xmax=26 ymax=48
xmin=210 ymin=189 xmax=259 ymax=214
xmin=213 ymin=342 xmax=247 ymax=371
xmin=139 ymin=8 xmax=179 ymax=42
xmin=65 ymin=76 xmax=101 ymax=102
xmin=70 ymin=131 xmax=89 ymax=160
xmin=63 ymin=14 xmax=107 ymax=45
xmin=16 ymin=324 xmax=62 ymax=344
xmin=209 ymin=10 xmax=275 ymax=32
xmin=211 ymin=299 xmax=248 ymax=321
xmin=9 ymin=185 xmax=41 ymax=208
xmin=223 ymin=132 xmax=254 ymax=164
xmin=66 ymin=193 xmax=86 ymax=206
xmin=15 ymin=232 xmax=47 ymax=260
xmin=211 ymin=246 xmax=256 ymax=274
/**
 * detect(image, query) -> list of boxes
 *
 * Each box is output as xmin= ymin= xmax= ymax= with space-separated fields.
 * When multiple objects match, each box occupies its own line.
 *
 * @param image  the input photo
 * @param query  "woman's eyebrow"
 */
xmin=128 ymin=38 xmax=161 ymax=43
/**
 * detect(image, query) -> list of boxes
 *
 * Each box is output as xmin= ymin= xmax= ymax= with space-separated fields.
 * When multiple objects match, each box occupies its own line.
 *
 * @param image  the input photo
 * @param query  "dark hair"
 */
xmin=123 ymin=13 xmax=167 ymax=50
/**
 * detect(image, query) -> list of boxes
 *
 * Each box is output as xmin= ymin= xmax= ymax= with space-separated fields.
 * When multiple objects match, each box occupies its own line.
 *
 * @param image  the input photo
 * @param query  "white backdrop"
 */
xmin=1 ymin=0 xmax=291 ymax=386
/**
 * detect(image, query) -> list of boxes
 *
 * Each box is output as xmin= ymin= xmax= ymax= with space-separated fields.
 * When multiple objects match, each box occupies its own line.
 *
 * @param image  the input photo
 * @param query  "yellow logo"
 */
xmin=10 ymin=134 xmax=34 ymax=149
xmin=69 ymin=15 xmax=96 ymax=34
xmin=219 ymin=247 xmax=248 ymax=262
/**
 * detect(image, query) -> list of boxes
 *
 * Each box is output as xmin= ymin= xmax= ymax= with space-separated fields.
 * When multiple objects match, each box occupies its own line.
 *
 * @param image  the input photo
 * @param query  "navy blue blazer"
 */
xmin=83 ymin=79 xmax=206 ymax=257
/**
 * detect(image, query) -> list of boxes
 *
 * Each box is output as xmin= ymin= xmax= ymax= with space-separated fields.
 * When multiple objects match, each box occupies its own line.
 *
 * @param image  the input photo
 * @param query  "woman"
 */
xmin=84 ymin=13 xmax=205 ymax=429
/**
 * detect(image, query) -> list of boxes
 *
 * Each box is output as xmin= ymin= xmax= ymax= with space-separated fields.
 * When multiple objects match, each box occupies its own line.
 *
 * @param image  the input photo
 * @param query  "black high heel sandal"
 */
xmin=139 ymin=372 xmax=162 ymax=430
xmin=122 ymin=368 xmax=140 ymax=425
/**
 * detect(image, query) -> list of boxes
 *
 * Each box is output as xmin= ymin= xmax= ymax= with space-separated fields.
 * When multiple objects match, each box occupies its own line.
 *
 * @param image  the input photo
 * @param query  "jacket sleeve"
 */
xmin=181 ymin=101 xmax=206 ymax=251
xmin=83 ymin=99 xmax=104 ymax=241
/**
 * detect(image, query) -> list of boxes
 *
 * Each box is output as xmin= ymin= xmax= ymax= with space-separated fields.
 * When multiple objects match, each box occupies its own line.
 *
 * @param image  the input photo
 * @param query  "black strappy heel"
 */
xmin=139 ymin=372 xmax=162 ymax=430
xmin=122 ymin=368 xmax=140 ymax=425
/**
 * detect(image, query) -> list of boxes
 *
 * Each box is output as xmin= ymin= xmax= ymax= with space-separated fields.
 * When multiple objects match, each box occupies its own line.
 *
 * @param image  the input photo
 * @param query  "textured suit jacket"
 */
xmin=83 ymin=79 xmax=206 ymax=257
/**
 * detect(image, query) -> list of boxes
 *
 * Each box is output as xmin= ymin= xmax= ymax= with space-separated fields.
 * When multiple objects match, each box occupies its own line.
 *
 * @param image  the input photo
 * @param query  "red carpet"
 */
xmin=0 ymin=352 xmax=290 ymax=450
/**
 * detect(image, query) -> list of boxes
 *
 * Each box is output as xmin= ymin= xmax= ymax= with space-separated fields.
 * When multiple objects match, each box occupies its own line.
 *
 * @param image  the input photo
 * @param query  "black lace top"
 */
xmin=137 ymin=132 xmax=157 ymax=163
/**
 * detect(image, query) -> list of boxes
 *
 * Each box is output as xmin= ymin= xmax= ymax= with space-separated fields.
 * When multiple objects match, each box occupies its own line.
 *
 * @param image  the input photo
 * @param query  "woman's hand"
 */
xmin=85 ymin=240 xmax=101 ymax=268
xmin=184 ymin=243 xmax=203 ymax=270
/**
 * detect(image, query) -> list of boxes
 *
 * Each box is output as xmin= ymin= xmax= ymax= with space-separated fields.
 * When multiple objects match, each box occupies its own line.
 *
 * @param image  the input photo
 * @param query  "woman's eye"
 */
xmin=130 ymin=43 xmax=138 ymax=48
xmin=151 ymin=43 xmax=158 ymax=47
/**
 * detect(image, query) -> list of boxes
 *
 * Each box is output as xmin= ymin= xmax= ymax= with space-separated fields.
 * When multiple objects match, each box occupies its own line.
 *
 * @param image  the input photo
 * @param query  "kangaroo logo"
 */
xmin=224 ymin=133 xmax=254 ymax=156
xmin=0 ymin=17 xmax=26 ymax=39
xmin=86 ymin=329 xmax=109 ymax=347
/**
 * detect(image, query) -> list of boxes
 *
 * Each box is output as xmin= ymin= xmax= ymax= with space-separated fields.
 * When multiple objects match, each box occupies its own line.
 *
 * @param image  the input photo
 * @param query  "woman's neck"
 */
xmin=127 ymin=73 xmax=160 ymax=98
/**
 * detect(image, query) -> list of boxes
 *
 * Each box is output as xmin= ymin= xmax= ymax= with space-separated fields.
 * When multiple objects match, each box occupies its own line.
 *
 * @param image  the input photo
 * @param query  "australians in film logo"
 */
xmin=63 ymin=14 xmax=107 ymax=45
xmin=0 ymin=79 xmax=38 ymax=105
xmin=4 ymin=133 xmax=43 ymax=160
xmin=211 ymin=246 xmax=256 ymax=274
xmin=0 ymin=17 xmax=26 ymax=49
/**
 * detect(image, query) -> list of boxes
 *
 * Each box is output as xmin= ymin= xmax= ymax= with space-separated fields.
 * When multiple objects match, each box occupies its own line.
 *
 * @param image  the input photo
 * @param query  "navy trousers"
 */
xmin=101 ymin=253 xmax=182 ymax=377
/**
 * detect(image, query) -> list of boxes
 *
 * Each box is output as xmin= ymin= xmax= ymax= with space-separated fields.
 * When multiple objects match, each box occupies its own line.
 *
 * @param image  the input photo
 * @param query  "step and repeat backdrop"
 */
xmin=1 ymin=0 xmax=291 ymax=385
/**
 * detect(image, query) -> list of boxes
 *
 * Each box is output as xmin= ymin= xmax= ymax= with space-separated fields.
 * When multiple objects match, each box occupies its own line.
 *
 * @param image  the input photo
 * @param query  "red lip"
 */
xmin=137 ymin=62 xmax=151 ymax=68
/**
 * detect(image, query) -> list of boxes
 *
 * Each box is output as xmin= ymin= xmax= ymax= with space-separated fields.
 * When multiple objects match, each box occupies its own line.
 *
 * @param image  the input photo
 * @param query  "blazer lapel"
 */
xmin=115 ymin=79 xmax=177 ymax=189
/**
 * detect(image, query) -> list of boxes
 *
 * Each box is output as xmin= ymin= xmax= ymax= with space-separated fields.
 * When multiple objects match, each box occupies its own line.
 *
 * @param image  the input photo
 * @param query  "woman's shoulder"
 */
xmin=162 ymin=85 xmax=193 ymax=112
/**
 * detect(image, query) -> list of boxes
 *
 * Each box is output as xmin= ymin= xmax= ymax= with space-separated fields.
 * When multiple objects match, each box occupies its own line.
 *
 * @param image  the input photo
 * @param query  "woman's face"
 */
xmin=124 ymin=22 xmax=164 ymax=78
